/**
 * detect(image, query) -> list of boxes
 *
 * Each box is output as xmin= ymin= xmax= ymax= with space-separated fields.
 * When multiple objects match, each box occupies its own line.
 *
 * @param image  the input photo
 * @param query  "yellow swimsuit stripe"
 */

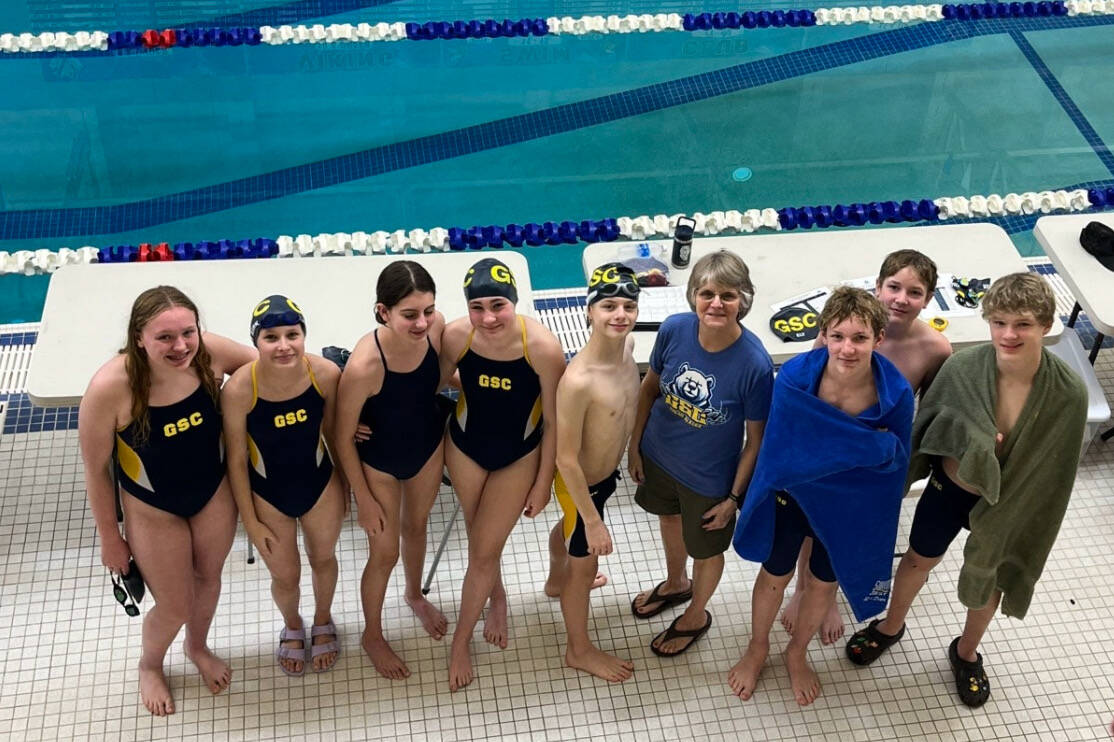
xmin=115 ymin=434 xmax=154 ymax=493
xmin=553 ymin=471 xmax=579 ymax=543
xmin=249 ymin=361 xmax=259 ymax=410
xmin=305 ymin=356 xmax=324 ymax=396
xmin=520 ymin=317 xmax=542 ymax=440
xmin=523 ymin=397 xmax=543 ymax=441
xmin=304 ymin=357 xmax=331 ymax=463
xmin=519 ymin=316 xmax=534 ymax=369
xmin=454 ymin=329 xmax=476 ymax=430
xmin=247 ymin=434 xmax=266 ymax=478
xmin=456 ymin=328 xmax=475 ymax=363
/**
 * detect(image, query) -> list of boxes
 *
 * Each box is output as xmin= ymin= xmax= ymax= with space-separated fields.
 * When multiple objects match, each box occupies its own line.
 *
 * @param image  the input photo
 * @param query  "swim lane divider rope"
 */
xmin=2 ymin=186 xmax=1112 ymax=275
xmin=1 ymin=1 xmax=1113 ymax=53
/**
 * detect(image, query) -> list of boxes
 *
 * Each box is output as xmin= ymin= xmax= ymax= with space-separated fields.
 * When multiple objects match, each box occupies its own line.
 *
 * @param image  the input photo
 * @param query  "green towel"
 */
xmin=907 ymin=343 xmax=1087 ymax=618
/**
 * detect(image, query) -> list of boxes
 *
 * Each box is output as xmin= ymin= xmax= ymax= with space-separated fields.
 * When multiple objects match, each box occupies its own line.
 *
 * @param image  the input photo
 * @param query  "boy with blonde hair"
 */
xmin=845 ymin=272 xmax=1086 ymax=708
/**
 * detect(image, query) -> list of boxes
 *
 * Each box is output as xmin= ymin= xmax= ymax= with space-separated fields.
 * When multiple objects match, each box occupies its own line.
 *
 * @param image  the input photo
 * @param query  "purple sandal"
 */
xmin=310 ymin=620 xmax=340 ymax=673
xmin=275 ymin=625 xmax=307 ymax=677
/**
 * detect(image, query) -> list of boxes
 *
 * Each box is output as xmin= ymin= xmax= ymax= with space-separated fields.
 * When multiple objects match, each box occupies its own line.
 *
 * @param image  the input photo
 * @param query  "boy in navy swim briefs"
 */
xmin=545 ymin=263 xmax=641 ymax=683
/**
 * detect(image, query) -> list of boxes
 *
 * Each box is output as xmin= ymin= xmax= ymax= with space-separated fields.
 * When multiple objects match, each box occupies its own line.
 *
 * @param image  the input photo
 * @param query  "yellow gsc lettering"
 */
xmin=164 ymin=412 xmax=204 ymax=437
xmin=296 ymin=408 xmax=308 ymax=422
xmin=479 ymin=374 xmax=512 ymax=390
xmin=490 ymin=265 xmax=516 ymax=286
xmin=591 ymin=266 xmax=619 ymax=285
xmin=274 ymin=414 xmax=286 ymax=428
xmin=774 ymin=313 xmax=817 ymax=333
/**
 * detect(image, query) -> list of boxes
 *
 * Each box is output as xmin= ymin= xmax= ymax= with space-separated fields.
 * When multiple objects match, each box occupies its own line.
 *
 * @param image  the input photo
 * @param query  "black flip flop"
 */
xmin=845 ymin=619 xmax=905 ymax=666
xmin=948 ymin=637 xmax=991 ymax=707
xmin=630 ymin=581 xmax=693 ymax=620
xmin=650 ymin=611 xmax=712 ymax=658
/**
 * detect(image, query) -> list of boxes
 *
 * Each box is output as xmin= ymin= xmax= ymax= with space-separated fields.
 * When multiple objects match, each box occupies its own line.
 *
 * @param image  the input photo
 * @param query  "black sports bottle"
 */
xmin=671 ymin=216 xmax=695 ymax=269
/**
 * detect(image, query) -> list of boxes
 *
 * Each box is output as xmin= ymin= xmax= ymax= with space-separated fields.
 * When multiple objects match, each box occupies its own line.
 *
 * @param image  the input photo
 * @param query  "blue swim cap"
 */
xmin=250 ymin=294 xmax=306 ymax=342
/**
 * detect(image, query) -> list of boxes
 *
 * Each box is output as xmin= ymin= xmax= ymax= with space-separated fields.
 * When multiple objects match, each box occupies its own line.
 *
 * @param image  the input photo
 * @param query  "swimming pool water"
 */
xmin=1 ymin=1 xmax=1113 ymax=321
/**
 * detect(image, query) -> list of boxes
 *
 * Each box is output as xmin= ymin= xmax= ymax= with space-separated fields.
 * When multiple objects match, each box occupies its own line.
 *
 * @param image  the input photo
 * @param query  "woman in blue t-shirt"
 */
xmin=627 ymin=250 xmax=774 ymax=657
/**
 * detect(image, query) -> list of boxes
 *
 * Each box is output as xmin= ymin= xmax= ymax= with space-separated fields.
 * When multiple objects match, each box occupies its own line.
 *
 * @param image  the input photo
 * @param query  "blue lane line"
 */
xmin=5 ymin=0 xmax=408 ymax=60
xmin=3 ymin=14 xmax=1114 ymax=241
xmin=202 ymin=0 xmax=409 ymax=27
xmin=1008 ymin=30 xmax=1114 ymax=178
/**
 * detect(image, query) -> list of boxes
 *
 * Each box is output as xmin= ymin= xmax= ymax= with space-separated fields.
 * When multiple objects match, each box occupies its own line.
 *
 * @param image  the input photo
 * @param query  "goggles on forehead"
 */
xmin=588 ymin=278 xmax=640 ymax=306
xmin=250 ymin=294 xmax=306 ymax=341
xmin=254 ymin=309 xmax=304 ymax=331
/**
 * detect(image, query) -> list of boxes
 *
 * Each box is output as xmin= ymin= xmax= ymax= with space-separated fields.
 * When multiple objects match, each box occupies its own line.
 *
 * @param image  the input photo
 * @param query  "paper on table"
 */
xmin=635 ymin=285 xmax=690 ymax=325
xmin=772 ymin=274 xmax=974 ymax=320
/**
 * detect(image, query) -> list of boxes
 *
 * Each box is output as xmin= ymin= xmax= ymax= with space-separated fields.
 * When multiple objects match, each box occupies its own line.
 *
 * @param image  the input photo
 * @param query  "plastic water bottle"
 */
xmin=671 ymin=216 xmax=695 ymax=269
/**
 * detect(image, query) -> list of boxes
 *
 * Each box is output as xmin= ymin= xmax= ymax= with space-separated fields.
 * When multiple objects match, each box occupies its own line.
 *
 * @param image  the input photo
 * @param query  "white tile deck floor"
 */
xmin=2 ymin=269 xmax=1114 ymax=741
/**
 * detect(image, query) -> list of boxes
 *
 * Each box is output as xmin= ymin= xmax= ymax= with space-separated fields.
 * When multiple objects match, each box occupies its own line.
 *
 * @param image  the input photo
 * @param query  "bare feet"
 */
xmin=786 ymin=651 xmax=821 ymax=706
xmin=483 ymin=594 xmax=509 ymax=649
xmin=818 ymin=601 xmax=845 ymax=645
xmin=780 ymin=589 xmax=802 ymax=635
xmin=362 ymin=633 xmax=411 ymax=680
xmin=544 ymin=571 xmax=608 ymax=598
xmin=138 ymin=663 xmax=174 ymax=716
xmin=448 ymin=640 xmax=474 ymax=691
xmin=565 ymin=645 xmax=633 ymax=682
xmin=727 ymin=641 xmax=768 ymax=700
xmin=782 ymin=590 xmax=844 ymax=645
xmin=184 ymin=645 xmax=231 ymax=695
xmin=405 ymin=594 xmax=448 ymax=640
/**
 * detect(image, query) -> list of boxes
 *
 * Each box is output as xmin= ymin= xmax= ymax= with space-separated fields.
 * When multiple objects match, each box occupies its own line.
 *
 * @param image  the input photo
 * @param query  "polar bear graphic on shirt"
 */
xmin=660 ymin=363 xmax=726 ymax=428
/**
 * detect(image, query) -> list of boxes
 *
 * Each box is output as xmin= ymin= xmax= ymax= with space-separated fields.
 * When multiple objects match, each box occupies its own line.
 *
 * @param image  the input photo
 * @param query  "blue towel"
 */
xmin=733 ymin=348 xmax=914 ymax=622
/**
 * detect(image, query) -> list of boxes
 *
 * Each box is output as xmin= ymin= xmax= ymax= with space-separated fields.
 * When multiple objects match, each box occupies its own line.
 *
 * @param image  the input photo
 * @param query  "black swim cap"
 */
xmin=587 ymin=262 xmax=640 ymax=307
xmin=463 ymin=258 xmax=518 ymax=304
xmin=250 ymin=294 xmax=306 ymax=342
xmin=770 ymin=306 xmax=819 ymax=342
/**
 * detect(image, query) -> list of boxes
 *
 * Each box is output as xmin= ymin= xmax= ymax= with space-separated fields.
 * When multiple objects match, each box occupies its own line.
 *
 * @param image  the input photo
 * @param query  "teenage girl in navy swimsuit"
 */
xmin=79 ymin=286 xmax=255 ymax=717
xmin=438 ymin=257 xmax=566 ymax=691
xmin=334 ymin=261 xmax=451 ymax=680
xmin=222 ymin=296 xmax=347 ymax=677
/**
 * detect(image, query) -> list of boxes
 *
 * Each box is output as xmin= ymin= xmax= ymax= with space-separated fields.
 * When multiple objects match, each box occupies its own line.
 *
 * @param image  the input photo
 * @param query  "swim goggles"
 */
xmin=250 ymin=294 xmax=306 ymax=341
xmin=111 ymin=573 xmax=141 ymax=617
xmin=591 ymin=279 xmax=640 ymax=301
xmin=255 ymin=309 xmax=304 ymax=330
xmin=952 ymin=277 xmax=989 ymax=309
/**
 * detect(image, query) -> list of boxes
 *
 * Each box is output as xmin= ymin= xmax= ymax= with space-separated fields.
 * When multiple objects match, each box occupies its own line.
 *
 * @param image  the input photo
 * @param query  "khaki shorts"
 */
xmin=635 ymin=454 xmax=735 ymax=560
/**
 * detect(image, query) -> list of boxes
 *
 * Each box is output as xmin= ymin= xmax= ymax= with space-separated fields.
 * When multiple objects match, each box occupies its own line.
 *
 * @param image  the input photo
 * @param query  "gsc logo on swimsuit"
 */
xmin=464 ymin=265 xmax=516 ymax=288
xmin=478 ymin=374 xmax=512 ymax=390
xmin=589 ymin=265 xmax=620 ymax=287
xmin=163 ymin=412 xmax=204 ymax=437
xmin=274 ymin=409 xmax=309 ymax=427
xmin=772 ymin=312 xmax=817 ymax=334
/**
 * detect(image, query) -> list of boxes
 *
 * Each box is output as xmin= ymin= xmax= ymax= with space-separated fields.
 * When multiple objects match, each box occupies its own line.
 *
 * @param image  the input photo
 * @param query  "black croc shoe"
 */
xmin=948 ymin=637 xmax=991 ymax=708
